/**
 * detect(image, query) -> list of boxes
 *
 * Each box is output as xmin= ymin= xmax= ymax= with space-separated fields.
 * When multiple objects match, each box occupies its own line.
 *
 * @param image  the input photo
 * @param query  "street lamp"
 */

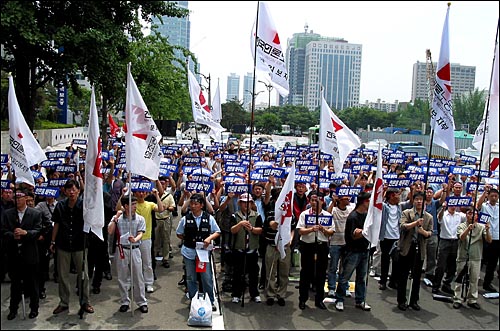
xmin=245 ymin=90 xmax=264 ymax=111
xmin=258 ymin=80 xmax=273 ymax=110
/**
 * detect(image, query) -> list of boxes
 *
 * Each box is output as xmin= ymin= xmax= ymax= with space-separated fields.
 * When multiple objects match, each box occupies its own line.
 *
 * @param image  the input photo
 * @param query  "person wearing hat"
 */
xmin=1 ymin=188 xmax=43 ymax=320
xmin=229 ymin=193 xmax=263 ymax=304
xmin=176 ymin=193 xmax=220 ymax=312
xmin=297 ymin=190 xmax=334 ymax=310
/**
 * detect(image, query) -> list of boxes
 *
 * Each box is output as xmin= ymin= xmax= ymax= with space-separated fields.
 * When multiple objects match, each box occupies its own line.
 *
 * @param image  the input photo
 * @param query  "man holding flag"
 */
xmin=262 ymin=163 xmax=296 ymax=306
xmin=335 ymin=191 xmax=372 ymax=312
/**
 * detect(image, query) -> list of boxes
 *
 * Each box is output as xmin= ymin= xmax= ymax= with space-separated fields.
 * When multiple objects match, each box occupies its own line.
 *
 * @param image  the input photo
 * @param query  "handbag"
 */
xmin=187 ymin=291 xmax=212 ymax=327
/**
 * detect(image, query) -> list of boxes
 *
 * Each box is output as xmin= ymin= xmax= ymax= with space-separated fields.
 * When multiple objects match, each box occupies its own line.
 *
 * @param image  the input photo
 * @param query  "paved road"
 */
xmin=2 ymin=208 xmax=498 ymax=330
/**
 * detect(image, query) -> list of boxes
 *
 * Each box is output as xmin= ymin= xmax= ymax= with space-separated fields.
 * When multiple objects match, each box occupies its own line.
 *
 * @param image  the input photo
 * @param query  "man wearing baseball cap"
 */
xmin=229 ymin=193 xmax=263 ymax=304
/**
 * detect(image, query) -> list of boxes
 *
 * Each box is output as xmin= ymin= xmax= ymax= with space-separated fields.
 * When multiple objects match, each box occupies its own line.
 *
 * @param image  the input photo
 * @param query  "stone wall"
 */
xmin=1 ymin=127 xmax=88 ymax=154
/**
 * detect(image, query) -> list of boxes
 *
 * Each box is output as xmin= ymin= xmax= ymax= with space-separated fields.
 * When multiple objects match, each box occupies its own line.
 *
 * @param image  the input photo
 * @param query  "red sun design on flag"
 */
xmin=18 ymin=132 xmax=23 ymax=139
xmin=437 ymin=63 xmax=452 ymax=93
xmin=373 ymin=178 xmax=383 ymax=210
xmin=331 ymin=118 xmax=343 ymax=132
xmin=198 ymin=91 xmax=210 ymax=112
xmin=92 ymin=137 xmax=103 ymax=179
xmin=280 ymin=191 xmax=293 ymax=225
xmin=123 ymin=105 xmax=149 ymax=140
xmin=273 ymin=33 xmax=280 ymax=45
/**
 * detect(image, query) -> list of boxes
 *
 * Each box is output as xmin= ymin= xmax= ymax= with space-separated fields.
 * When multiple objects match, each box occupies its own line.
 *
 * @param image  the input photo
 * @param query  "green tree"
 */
xmin=1 ymin=1 xmax=188 ymax=135
xmin=220 ymin=100 xmax=249 ymax=130
xmin=254 ymin=112 xmax=280 ymax=134
xmin=128 ymin=32 xmax=194 ymax=122
xmin=452 ymin=88 xmax=485 ymax=133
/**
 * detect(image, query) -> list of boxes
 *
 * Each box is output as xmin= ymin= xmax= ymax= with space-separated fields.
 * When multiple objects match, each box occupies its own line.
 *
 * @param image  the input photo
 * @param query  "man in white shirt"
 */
xmin=476 ymin=186 xmax=499 ymax=293
xmin=432 ymin=203 xmax=466 ymax=295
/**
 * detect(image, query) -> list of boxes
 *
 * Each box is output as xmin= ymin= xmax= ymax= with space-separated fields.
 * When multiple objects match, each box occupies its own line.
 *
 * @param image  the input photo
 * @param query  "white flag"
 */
xmin=473 ymin=37 xmax=499 ymax=172
xmin=487 ymin=37 xmax=499 ymax=146
xmin=250 ymin=1 xmax=289 ymax=97
xmin=187 ymin=69 xmax=226 ymax=140
xmin=274 ymin=162 xmax=295 ymax=260
xmin=431 ymin=4 xmax=455 ymax=157
xmin=125 ymin=63 xmax=163 ymax=180
xmin=83 ymin=87 xmax=104 ymax=241
xmin=319 ymin=94 xmax=361 ymax=174
xmin=209 ymin=80 xmax=224 ymax=142
xmin=8 ymin=75 xmax=47 ymax=186
xmin=362 ymin=142 xmax=384 ymax=248
xmin=211 ymin=80 xmax=222 ymax=123
xmin=472 ymin=105 xmax=492 ymax=171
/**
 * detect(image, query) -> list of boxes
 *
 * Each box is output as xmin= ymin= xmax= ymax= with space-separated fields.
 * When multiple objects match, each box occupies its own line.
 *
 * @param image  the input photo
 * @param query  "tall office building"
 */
xmin=285 ymin=25 xmax=321 ymax=106
xmin=226 ymin=73 xmax=240 ymax=102
xmin=151 ymin=1 xmax=196 ymax=73
xmin=411 ymin=61 xmax=476 ymax=102
xmin=303 ymin=38 xmax=362 ymax=111
xmin=243 ymin=72 xmax=254 ymax=111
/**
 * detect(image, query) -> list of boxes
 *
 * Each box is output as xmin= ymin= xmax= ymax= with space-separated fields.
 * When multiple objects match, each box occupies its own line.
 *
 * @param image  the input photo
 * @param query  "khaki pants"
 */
xmin=453 ymin=259 xmax=480 ymax=304
xmin=57 ymin=248 xmax=89 ymax=307
xmin=264 ymin=245 xmax=291 ymax=299
xmin=154 ymin=217 xmax=172 ymax=260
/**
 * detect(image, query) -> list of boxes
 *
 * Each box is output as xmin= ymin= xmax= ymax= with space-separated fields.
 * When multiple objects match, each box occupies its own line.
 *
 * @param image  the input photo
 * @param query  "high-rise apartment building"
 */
xmin=411 ymin=61 xmax=476 ymax=102
xmin=303 ymin=38 xmax=362 ymax=111
xmin=243 ymin=72 xmax=254 ymax=111
xmin=226 ymin=73 xmax=240 ymax=102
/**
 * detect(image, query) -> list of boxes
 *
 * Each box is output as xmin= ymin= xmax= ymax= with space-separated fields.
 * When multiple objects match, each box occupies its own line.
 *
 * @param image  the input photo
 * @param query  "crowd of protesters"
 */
xmin=1 ymin=134 xmax=498 ymax=321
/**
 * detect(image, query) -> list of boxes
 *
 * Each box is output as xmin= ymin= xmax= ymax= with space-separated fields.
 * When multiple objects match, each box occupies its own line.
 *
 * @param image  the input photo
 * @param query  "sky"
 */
xmin=187 ymin=1 xmax=499 ymax=106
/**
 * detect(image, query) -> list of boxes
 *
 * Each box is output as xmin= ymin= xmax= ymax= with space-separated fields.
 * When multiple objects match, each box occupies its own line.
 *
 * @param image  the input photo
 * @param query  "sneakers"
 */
xmin=146 ymin=285 xmax=154 ymax=293
xmin=266 ymin=298 xmax=275 ymax=306
xmin=452 ymin=302 xmax=462 ymax=309
xmin=345 ymin=289 xmax=352 ymax=297
xmin=369 ymin=270 xmax=376 ymax=277
xmin=355 ymin=302 xmax=372 ymax=311
xmin=335 ymin=301 xmax=344 ymax=311
xmin=232 ymin=297 xmax=240 ymax=303
xmin=252 ymin=296 xmax=262 ymax=303
xmin=327 ymin=289 xmax=336 ymax=298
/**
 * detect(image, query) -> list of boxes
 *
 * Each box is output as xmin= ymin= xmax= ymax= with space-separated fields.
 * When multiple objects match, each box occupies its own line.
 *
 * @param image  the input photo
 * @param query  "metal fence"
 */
xmin=358 ymin=131 xmax=474 ymax=158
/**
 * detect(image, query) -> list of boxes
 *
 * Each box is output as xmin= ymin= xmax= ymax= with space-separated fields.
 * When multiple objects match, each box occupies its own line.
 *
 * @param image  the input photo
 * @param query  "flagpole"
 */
xmin=239 ymin=0 xmax=261 ymax=309
xmin=473 ymin=20 xmax=499 ymax=214
xmin=12 ymin=183 xmax=27 ymax=320
xmin=128 ymin=171 xmax=134 ymax=316
xmin=363 ymin=141 xmax=381 ymax=310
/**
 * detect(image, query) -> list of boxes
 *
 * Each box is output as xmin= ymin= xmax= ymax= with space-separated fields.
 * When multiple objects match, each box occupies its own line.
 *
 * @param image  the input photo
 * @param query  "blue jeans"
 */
xmin=335 ymin=250 xmax=369 ymax=304
xmin=327 ymin=245 xmax=344 ymax=291
xmin=184 ymin=256 xmax=215 ymax=304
